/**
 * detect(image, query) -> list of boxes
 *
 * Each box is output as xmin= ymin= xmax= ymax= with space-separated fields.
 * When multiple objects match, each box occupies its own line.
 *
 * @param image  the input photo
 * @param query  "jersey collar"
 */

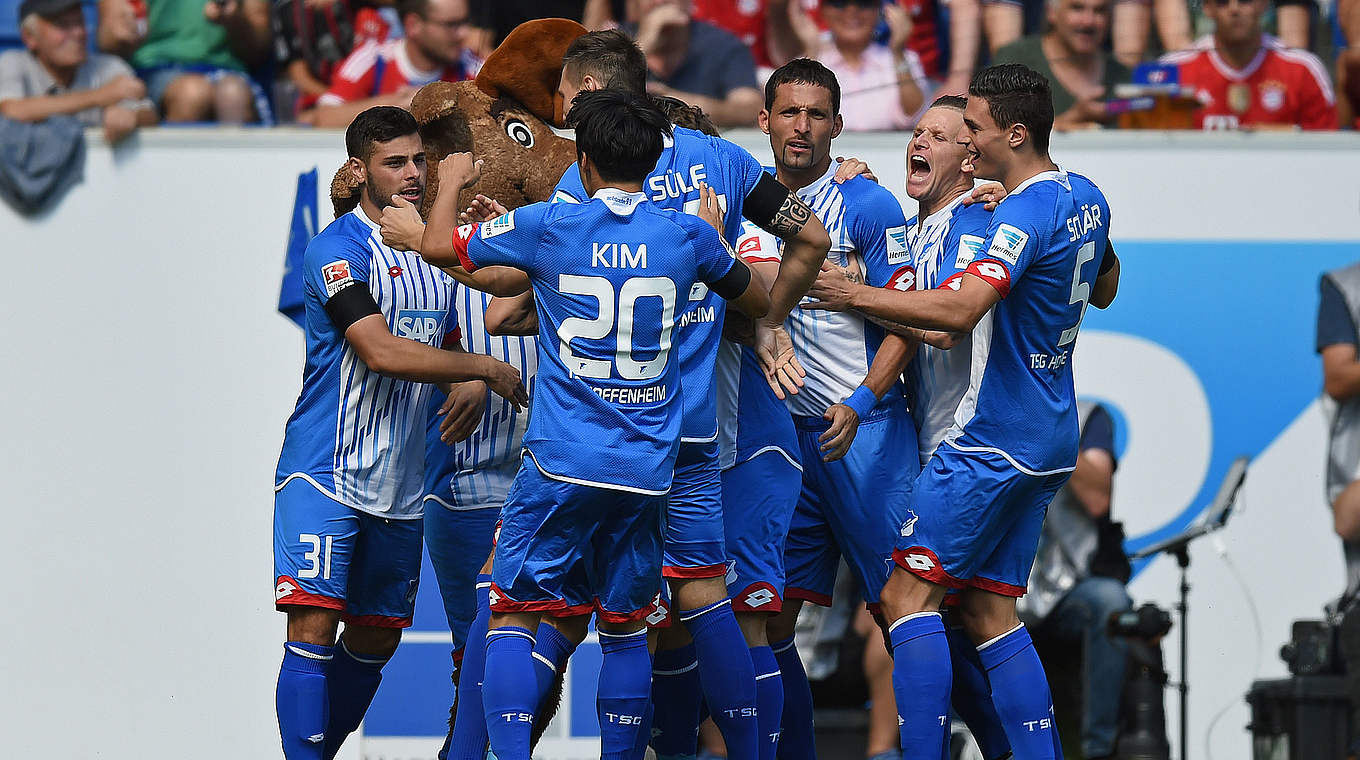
xmin=592 ymin=187 xmax=647 ymax=216
xmin=794 ymin=160 xmax=842 ymax=202
xmin=1006 ymin=167 xmax=1070 ymax=200
xmin=352 ymin=205 xmax=382 ymax=233
xmin=1208 ymin=34 xmax=1271 ymax=81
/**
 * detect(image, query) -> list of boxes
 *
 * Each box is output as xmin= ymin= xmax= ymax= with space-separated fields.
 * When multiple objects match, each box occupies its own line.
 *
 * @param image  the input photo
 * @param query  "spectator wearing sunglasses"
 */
xmin=1160 ymin=0 xmax=1335 ymax=129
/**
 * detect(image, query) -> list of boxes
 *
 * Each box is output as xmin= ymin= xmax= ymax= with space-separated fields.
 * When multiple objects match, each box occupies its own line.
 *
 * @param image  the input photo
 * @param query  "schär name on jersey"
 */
xmin=1066 ymin=203 xmax=1104 ymax=242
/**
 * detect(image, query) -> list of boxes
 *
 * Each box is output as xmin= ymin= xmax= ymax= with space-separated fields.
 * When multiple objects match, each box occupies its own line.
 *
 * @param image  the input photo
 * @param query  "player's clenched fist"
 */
xmin=438 ymin=153 xmax=483 ymax=193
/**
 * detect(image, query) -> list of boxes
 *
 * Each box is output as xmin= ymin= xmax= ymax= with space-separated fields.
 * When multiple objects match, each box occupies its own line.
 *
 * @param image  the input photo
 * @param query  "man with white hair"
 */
xmin=0 ymin=0 xmax=156 ymax=141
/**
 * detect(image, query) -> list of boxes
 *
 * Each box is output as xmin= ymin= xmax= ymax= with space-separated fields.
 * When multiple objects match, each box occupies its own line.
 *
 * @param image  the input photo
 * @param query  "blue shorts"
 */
xmin=137 ymin=63 xmax=275 ymax=124
xmin=663 ymin=441 xmax=727 ymax=579
xmin=894 ymin=445 xmax=1069 ymax=597
xmin=721 ymin=448 xmax=802 ymax=613
xmin=491 ymin=459 xmax=665 ymax=624
xmin=424 ymin=499 xmax=501 ymax=653
xmin=784 ymin=402 xmax=919 ymax=610
xmin=273 ymin=478 xmax=422 ymax=627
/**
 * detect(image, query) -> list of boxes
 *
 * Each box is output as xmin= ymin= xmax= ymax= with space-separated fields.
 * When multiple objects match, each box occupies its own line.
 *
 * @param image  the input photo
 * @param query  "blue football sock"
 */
xmin=448 ymin=577 xmax=493 ymax=760
xmin=946 ymin=626 xmax=1011 ymax=760
xmin=976 ymin=625 xmax=1056 ymax=760
xmin=532 ymin=622 xmax=577 ymax=708
xmin=631 ymin=697 xmax=656 ymax=760
xmin=682 ymin=600 xmax=759 ymax=760
xmin=597 ymin=629 xmax=653 ymax=760
xmin=276 ymin=641 xmax=333 ymax=760
xmin=750 ymin=646 xmax=783 ymax=760
xmin=771 ymin=637 xmax=815 ymax=760
xmin=322 ymin=639 xmax=389 ymax=759
xmin=482 ymin=626 xmax=537 ymax=760
xmin=651 ymin=642 xmax=702 ymax=760
xmin=888 ymin=613 xmax=951 ymax=760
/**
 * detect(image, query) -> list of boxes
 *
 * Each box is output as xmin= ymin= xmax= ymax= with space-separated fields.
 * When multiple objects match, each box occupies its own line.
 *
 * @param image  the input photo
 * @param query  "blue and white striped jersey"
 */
xmin=940 ymin=169 xmax=1111 ymax=475
xmin=905 ymin=192 xmax=992 ymax=464
xmin=756 ymin=162 xmax=912 ymax=419
xmin=423 ymin=286 xmax=538 ymax=510
xmin=276 ymin=208 xmax=457 ymax=519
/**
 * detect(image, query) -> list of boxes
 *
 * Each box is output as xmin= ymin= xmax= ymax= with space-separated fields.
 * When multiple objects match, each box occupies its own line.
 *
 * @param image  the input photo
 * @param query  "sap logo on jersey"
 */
xmin=396 ymin=310 xmax=445 ymax=344
xmin=886 ymin=225 xmax=910 ymax=264
xmin=988 ymin=224 xmax=1027 ymax=266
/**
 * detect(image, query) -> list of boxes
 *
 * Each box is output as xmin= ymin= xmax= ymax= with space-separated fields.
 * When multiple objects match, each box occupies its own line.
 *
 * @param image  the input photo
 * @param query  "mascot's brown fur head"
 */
xmin=330 ymin=18 xmax=586 ymax=219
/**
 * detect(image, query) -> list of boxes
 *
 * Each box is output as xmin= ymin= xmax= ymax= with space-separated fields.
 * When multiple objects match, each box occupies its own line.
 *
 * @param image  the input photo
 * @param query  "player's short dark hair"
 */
xmin=562 ymin=30 xmax=647 ymax=95
xmin=930 ymin=94 xmax=967 ymax=111
xmin=968 ymin=64 xmax=1054 ymax=155
xmin=396 ymin=0 xmax=428 ymax=20
xmin=651 ymin=94 xmax=719 ymax=136
xmin=568 ymin=89 xmax=672 ymax=184
xmin=764 ymin=58 xmax=840 ymax=115
xmin=346 ymin=106 xmax=420 ymax=161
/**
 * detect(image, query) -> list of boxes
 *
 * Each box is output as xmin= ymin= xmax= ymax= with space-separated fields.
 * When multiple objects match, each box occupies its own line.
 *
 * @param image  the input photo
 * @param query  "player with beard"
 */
xmin=805 ymin=65 xmax=1120 ymax=759
xmin=272 ymin=105 xmax=527 ymax=760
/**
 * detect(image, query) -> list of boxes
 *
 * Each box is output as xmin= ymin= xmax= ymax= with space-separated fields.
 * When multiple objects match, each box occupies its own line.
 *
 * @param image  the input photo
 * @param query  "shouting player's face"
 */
xmin=761 ymin=82 xmax=843 ymax=173
xmin=959 ymin=95 xmax=1008 ymax=181
xmin=363 ymin=133 xmax=426 ymax=209
xmin=906 ymin=106 xmax=973 ymax=205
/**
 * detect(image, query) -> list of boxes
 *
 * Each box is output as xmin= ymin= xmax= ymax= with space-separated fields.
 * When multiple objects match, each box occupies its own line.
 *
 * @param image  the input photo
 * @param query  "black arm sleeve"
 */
xmin=324 ymin=282 xmax=382 ymax=332
xmin=1098 ymin=240 xmax=1117 ymax=275
xmin=709 ymin=259 xmax=753 ymax=302
xmin=741 ymin=173 xmax=793 ymax=232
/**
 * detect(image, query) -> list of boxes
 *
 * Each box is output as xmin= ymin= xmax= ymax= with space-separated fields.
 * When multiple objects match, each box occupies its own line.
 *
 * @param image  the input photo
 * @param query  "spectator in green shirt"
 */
xmin=97 ymin=0 xmax=273 ymax=123
xmin=993 ymin=0 xmax=1132 ymax=130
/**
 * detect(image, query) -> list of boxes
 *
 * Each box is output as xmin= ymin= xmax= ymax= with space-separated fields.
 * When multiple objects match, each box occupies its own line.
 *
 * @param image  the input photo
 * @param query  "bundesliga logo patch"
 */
xmin=987 ymin=224 xmax=1028 ymax=267
xmin=885 ymin=225 xmax=909 ymax=265
xmin=481 ymin=210 xmax=516 ymax=239
xmin=321 ymin=260 xmax=354 ymax=297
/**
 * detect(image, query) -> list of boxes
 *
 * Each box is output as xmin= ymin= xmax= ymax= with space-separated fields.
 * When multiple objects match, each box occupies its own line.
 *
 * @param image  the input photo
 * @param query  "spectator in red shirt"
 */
xmin=273 ymin=0 xmax=395 ymax=116
xmin=691 ymin=0 xmax=776 ymax=72
xmin=1160 ymin=0 xmax=1335 ymax=130
xmin=300 ymin=0 xmax=477 ymax=127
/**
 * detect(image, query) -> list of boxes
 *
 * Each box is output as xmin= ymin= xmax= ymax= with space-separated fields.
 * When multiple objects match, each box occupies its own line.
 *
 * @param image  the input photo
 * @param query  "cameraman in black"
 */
xmin=1019 ymin=401 xmax=1132 ymax=760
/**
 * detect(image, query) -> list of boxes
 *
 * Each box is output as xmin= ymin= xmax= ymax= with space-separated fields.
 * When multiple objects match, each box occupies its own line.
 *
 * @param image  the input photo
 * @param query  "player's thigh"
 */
xmin=968 ymin=469 xmax=1069 ymax=599
xmin=663 ymin=442 xmax=727 ymax=580
xmin=345 ymin=512 xmax=425 ymax=628
xmin=490 ymin=464 xmax=597 ymax=614
xmin=893 ymin=447 xmax=1024 ymax=589
xmin=818 ymin=408 xmax=920 ymax=606
xmin=274 ymin=478 xmax=361 ymax=611
xmin=782 ymin=471 xmax=840 ymax=609
xmin=423 ymin=502 xmax=500 ymax=650
xmin=721 ymin=450 xmax=802 ymax=614
xmin=591 ymin=488 xmax=667 ymax=626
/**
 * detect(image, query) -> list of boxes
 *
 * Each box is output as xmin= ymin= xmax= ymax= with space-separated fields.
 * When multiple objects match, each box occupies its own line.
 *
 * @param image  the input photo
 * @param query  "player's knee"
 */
xmin=160 ymin=74 xmax=214 ymax=122
xmin=957 ymin=590 xmax=1021 ymax=644
xmin=734 ymin=611 xmax=770 ymax=646
xmin=670 ymin=575 xmax=728 ymax=612
xmin=878 ymin=566 xmax=942 ymax=623
xmin=341 ymin=624 xmax=402 ymax=658
xmin=212 ymin=74 xmax=257 ymax=124
xmin=596 ymin=618 xmax=646 ymax=636
xmin=767 ymin=600 xmax=803 ymax=641
xmin=657 ymin=620 xmax=694 ymax=650
xmin=285 ymin=605 xmax=341 ymax=645
xmin=544 ymin=614 xmax=590 ymax=646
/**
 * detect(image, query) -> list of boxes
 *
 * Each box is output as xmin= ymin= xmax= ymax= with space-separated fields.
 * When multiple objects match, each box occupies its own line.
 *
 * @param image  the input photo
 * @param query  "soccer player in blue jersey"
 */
xmin=726 ymin=59 xmax=917 ymax=760
xmin=420 ymin=89 xmax=773 ymax=760
xmin=805 ymin=65 xmax=1121 ymax=760
xmin=272 ymin=106 xmax=528 ymax=760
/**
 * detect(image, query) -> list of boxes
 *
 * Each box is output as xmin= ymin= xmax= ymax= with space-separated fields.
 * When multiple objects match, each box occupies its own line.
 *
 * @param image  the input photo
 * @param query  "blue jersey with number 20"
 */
xmin=455 ymin=189 xmax=738 ymax=495
xmin=940 ymin=169 xmax=1110 ymax=475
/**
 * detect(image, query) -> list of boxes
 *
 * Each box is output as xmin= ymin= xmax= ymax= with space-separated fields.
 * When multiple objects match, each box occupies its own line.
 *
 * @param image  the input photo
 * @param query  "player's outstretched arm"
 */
xmin=721 ymin=259 xmax=772 ymax=319
xmin=344 ymin=315 xmax=528 ymax=407
xmin=485 ymin=292 xmax=539 ymax=336
xmin=1091 ymin=242 xmax=1120 ymax=309
xmin=804 ymin=264 xmax=1000 ymax=334
xmin=421 ymin=154 xmax=531 ymax=296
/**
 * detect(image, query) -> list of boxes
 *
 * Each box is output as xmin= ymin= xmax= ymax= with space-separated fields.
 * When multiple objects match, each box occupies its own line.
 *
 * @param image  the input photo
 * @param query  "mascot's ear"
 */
xmin=474 ymin=18 xmax=587 ymax=128
xmin=330 ymin=161 xmax=363 ymax=219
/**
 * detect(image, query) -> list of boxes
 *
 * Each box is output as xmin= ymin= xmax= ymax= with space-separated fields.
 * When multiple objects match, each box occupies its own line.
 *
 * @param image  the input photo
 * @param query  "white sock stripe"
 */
xmin=339 ymin=639 xmax=390 ymax=666
xmin=678 ymin=598 xmax=732 ymax=622
xmin=487 ymin=628 xmax=536 ymax=644
xmin=653 ymin=662 xmax=700 ymax=676
xmin=975 ymin=623 xmax=1025 ymax=652
xmin=596 ymin=628 xmax=648 ymax=640
xmin=887 ymin=610 xmax=940 ymax=634
xmin=755 ymin=670 xmax=782 ymax=681
xmin=286 ymin=644 xmax=334 ymax=661
xmin=771 ymin=640 xmax=796 ymax=655
xmin=531 ymin=652 xmax=556 ymax=670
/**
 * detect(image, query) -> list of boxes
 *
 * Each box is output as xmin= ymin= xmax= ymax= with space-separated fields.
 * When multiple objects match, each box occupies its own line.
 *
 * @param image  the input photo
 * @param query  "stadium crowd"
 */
xmin=1 ymin=0 xmax=1356 ymax=133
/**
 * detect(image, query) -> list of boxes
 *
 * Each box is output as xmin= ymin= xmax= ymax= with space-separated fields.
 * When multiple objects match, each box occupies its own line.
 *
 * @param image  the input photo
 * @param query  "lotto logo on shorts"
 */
xmin=276 ymin=577 xmax=300 ymax=601
xmin=902 ymin=553 xmax=935 ymax=572
xmin=487 ymin=587 xmax=501 ymax=606
xmin=743 ymin=589 xmax=776 ymax=608
xmin=321 ymin=260 xmax=355 ymax=297
xmin=645 ymin=593 xmax=670 ymax=626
